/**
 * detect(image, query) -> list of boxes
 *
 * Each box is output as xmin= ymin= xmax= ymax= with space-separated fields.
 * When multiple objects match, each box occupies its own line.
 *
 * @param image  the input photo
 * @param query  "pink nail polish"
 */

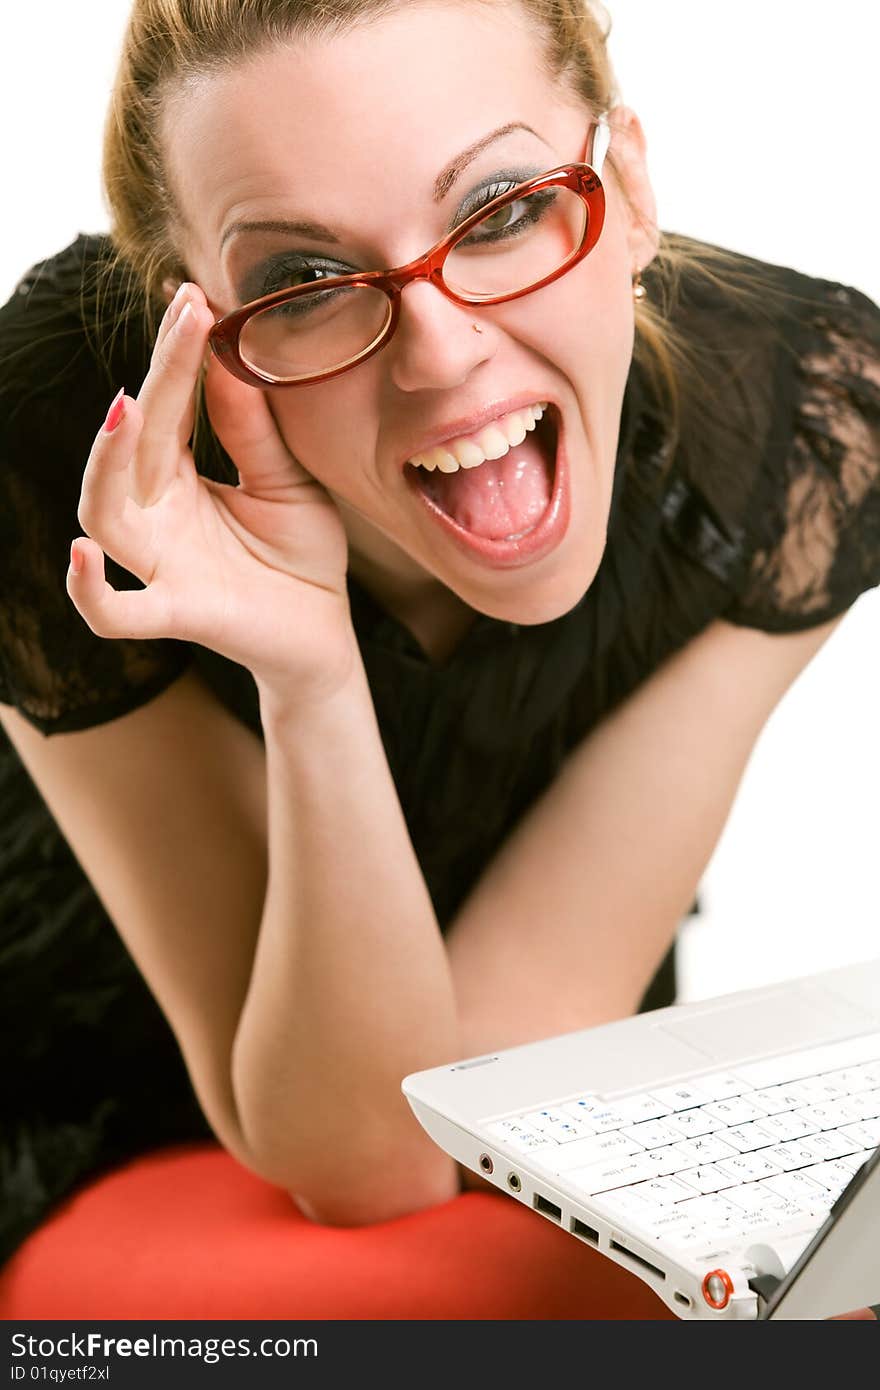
xmin=104 ymin=387 xmax=126 ymax=433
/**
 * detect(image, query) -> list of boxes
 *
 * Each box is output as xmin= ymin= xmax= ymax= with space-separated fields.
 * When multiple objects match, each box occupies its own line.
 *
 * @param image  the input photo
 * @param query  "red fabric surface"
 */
xmin=0 ymin=1143 xmax=675 ymax=1320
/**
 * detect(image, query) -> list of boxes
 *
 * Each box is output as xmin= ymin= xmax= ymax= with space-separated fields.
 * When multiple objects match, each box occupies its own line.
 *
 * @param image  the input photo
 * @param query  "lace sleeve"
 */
xmin=724 ymin=281 xmax=880 ymax=631
xmin=0 ymin=235 xmax=192 ymax=735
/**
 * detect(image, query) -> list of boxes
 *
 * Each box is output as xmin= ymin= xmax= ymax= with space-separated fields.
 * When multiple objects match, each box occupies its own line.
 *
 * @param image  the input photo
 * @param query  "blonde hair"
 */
xmin=96 ymin=0 xmax=776 ymax=462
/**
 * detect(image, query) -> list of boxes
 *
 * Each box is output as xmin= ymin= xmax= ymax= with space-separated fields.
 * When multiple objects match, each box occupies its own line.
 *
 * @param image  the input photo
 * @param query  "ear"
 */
xmin=605 ymin=104 xmax=659 ymax=273
xmin=161 ymin=277 xmax=181 ymax=307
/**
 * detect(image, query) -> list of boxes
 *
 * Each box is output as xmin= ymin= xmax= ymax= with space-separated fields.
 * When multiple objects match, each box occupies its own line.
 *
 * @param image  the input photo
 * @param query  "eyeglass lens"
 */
xmin=238 ymin=185 xmax=588 ymax=383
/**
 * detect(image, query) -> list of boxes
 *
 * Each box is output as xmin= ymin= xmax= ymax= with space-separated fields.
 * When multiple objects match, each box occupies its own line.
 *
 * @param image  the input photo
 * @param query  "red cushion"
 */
xmin=0 ymin=1142 xmax=674 ymax=1319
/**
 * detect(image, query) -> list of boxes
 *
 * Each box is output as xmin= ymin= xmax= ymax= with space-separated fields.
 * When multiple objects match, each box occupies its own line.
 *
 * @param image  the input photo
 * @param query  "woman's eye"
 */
xmin=248 ymin=260 xmax=352 ymax=301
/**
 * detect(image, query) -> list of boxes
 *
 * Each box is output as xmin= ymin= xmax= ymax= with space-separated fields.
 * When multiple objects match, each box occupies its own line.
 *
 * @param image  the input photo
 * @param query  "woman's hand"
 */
xmin=67 ymin=282 xmax=355 ymax=700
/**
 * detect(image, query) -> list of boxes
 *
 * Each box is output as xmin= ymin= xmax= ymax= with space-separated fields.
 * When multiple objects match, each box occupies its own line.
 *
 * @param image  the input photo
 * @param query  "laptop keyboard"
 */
xmin=484 ymin=1031 xmax=880 ymax=1253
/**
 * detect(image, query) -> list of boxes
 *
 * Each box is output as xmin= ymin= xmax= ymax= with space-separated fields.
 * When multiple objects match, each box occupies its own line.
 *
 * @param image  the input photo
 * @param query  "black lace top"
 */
xmin=1 ymin=234 xmax=878 ymax=1265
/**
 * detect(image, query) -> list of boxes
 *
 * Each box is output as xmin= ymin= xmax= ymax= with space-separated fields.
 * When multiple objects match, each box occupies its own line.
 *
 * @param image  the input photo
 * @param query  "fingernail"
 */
xmin=176 ymin=301 xmax=197 ymax=335
xmin=166 ymin=282 xmax=190 ymax=327
xmin=104 ymin=387 xmax=126 ymax=433
xmin=70 ymin=541 xmax=84 ymax=576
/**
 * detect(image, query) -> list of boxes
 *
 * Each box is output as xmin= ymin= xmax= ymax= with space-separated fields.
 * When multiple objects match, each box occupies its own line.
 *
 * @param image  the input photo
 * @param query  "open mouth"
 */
xmin=405 ymin=406 xmax=560 ymax=550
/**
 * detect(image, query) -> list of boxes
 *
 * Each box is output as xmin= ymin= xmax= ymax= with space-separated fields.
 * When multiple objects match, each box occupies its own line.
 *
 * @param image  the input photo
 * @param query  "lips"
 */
xmin=398 ymin=394 xmax=559 ymax=471
xmin=405 ymin=406 xmax=569 ymax=568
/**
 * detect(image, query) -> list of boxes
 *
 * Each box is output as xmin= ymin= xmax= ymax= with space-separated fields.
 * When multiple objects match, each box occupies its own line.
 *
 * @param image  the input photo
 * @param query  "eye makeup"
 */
xmin=231 ymin=164 xmax=548 ymax=306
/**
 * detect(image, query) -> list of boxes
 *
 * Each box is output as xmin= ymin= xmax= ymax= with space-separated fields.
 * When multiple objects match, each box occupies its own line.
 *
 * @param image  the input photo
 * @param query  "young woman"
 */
xmin=0 ymin=0 xmax=877 ymax=1276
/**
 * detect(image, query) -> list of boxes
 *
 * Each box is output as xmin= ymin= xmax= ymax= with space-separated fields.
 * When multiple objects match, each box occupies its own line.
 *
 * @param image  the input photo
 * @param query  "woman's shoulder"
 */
xmin=0 ymin=234 xmax=193 ymax=736
xmin=647 ymin=237 xmax=880 ymax=633
xmin=660 ymin=234 xmax=879 ymax=336
xmin=0 ymin=232 xmax=148 ymax=413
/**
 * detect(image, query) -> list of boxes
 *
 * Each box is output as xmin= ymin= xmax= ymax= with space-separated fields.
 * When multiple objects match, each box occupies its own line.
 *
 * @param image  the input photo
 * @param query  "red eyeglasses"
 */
xmin=208 ymin=117 xmax=610 ymax=388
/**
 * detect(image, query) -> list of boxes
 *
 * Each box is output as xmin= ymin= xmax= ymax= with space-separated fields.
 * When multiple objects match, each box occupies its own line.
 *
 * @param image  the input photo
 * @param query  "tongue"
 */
xmin=416 ymin=426 xmax=554 ymax=540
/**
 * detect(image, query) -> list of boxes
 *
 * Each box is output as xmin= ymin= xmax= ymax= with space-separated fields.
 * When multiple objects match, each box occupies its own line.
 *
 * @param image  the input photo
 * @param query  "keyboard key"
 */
xmin=723 ymin=1182 xmax=801 ymax=1219
xmin=822 ymin=1067 xmax=876 ymax=1097
xmin=834 ymin=1152 xmax=873 ymax=1176
xmin=648 ymin=1082 xmax=710 ymax=1112
xmin=711 ymin=1122 xmax=777 ymax=1152
xmin=564 ymin=1151 xmax=665 ymax=1195
xmin=640 ymin=1144 xmax=690 ymax=1177
xmin=486 ymin=1120 xmax=549 ymax=1148
xmin=531 ymin=1130 xmax=642 ymax=1174
xmin=840 ymin=1119 xmax=880 ymax=1148
xmin=504 ymin=1131 xmax=560 ymax=1153
xmin=590 ymin=1187 xmax=655 ymax=1221
xmin=543 ymin=1120 xmax=597 ymax=1142
xmin=799 ymin=1130 xmax=861 ymax=1162
xmin=700 ymin=1096 xmax=767 ymax=1125
xmin=561 ymin=1101 xmax=633 ymax=1132
xmin=749 ymin=1085 xmax=807 ymax=1116
xmin=756 ymin=1112 xmax=817 ymax=1143
xmin=794 ymin=1099 xmax=867 ymax=1131
xmin=631 ymin=1175 xmax=701 ymax=1206
xmin=764 ymin=1140 xmax=827 ymax=1171
xmin=713 ymin=1152 xmax=782 ymax=1184
xmin=785 ymin=1076 xmax=849 ymax=1104
xmin=853 ymin=1089 xmax=880 ymax=1121
xmin=688 ymin=1072 xmax=753 ymax=1101
xmin=760 ymin=1170 xmax=832 ymax=1210
xmin=662 ymin=1110 xmax=724 ymax=1138
xmin=675 ymin=1164 xmax=732 ymax=1194
xmin=600 ymin=1094 xmax=672 ymax=1124
xmin=523 ymin=1107 xmax=586 ymax=1133
xmin=619 ymin=1119 xmax=683 ymax=1149
xmin=673 ymin=1193 xmax=744 ymax=1233
xmin=800 ymin=1161 xmax=854 ymax=1198
xmin=664 ymin=1134 xmax=738 ymax=1167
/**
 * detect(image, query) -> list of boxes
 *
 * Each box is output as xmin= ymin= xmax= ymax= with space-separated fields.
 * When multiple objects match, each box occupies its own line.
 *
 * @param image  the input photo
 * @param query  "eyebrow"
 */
xmin=219 ymin=121 xmax=550 ymax=252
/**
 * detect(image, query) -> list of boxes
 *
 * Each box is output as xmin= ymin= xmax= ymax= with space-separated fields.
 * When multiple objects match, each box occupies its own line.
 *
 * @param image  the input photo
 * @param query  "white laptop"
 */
xmin=402 ymin=957 xmax=880 ymax=1320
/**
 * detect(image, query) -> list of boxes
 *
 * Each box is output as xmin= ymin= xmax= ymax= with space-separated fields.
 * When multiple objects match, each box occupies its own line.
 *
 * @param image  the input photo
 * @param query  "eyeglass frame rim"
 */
xmin=208 ymin=115 xmax=611 ymax=388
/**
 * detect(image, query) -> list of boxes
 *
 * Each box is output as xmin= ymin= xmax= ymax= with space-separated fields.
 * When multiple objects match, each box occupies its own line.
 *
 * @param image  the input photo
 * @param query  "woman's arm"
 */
xmin=1 ymin=653 xmax=460 ymax=1228
xmin=231 ymin=661 xmax=460 ymax=1222
xmin=444 ymin=614 xmax=845 ymax=1058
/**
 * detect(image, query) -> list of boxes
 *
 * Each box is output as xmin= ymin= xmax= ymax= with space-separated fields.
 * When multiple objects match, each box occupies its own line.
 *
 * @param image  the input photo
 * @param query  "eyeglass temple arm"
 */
xmin=591 ymin=115 xmax=611 ymax=176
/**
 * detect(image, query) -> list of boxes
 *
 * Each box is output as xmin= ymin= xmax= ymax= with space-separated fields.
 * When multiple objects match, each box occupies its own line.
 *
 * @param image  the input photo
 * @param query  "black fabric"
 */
xmin=1 ymin=233 xmax=878 ymax=1267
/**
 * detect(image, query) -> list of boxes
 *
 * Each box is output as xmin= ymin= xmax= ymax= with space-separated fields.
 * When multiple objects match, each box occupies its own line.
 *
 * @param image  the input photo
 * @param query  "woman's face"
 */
xmin=164 ymin=1 xmax=657 ymax=625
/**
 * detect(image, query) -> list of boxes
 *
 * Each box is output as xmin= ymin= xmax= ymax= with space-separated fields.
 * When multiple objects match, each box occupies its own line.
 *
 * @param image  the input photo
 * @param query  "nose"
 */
xmin=387 ymin=279 xmax=494 ymax=393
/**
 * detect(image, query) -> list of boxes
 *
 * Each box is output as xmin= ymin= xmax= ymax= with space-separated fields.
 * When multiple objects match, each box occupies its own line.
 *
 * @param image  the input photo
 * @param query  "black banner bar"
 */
xmin=3 ymin=1319 xmax=680 ymax=1385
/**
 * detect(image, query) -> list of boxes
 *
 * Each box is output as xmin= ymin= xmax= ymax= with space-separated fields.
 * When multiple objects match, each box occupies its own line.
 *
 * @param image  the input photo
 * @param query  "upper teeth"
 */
xmin=407 ymin=402 xmax=549 ymax=472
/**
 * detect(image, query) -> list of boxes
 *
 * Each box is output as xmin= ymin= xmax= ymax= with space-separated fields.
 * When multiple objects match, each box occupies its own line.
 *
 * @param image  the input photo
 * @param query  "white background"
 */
xmin=1 ymin=1 xmax=878 ymax=999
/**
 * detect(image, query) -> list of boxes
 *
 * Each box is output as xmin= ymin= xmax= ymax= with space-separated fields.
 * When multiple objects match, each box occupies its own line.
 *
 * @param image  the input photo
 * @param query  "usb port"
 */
xmin=533 ymin=1193 xmax=562 ymax=1222
xmin=571 ymin=1217 xmax=599 ymax=1245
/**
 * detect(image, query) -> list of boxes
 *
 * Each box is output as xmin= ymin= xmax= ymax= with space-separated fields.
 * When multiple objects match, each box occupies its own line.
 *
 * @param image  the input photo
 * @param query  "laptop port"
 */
xmin=478 ymin=1153 xmax=494 ymax=1174
xmin=507 ymin=1172 xmax=522 ymax=1192
xmin=533 ymin=1193 xmax=562 ymax=1222
xmin=610 ymin=1239 xmax=666 ymax=1282
xmin=570 ymin=1218 xmax=599 ymax=1245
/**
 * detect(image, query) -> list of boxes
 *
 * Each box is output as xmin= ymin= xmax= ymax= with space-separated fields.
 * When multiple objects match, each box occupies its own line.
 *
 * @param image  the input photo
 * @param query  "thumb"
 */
xmin=202 ymin=349 xmax=314 ymax=492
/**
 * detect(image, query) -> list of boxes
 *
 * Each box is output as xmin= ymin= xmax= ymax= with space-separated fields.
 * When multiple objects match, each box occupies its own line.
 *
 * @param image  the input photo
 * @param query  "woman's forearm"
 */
xmin=230 ymin=652 xmax=460 ymax=1221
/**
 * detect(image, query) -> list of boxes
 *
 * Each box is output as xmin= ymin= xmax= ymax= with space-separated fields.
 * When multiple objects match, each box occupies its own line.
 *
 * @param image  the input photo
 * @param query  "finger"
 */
xmin=66 ymin=536 xmax=170 ymax=641
xmin=152 ymin=280 xmax=190 ymax=355
xmin=77 ymin=390 xmax=153 ymax=576
xmin=131 ymin=283 xmax=213 ymax=506
xmin=202 ymin=348 xmax=314 ymax=493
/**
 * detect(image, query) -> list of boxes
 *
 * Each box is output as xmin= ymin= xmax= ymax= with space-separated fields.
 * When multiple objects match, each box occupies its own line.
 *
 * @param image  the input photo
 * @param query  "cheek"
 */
xmin=267 ymin=383 xmax=375 ymax=488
